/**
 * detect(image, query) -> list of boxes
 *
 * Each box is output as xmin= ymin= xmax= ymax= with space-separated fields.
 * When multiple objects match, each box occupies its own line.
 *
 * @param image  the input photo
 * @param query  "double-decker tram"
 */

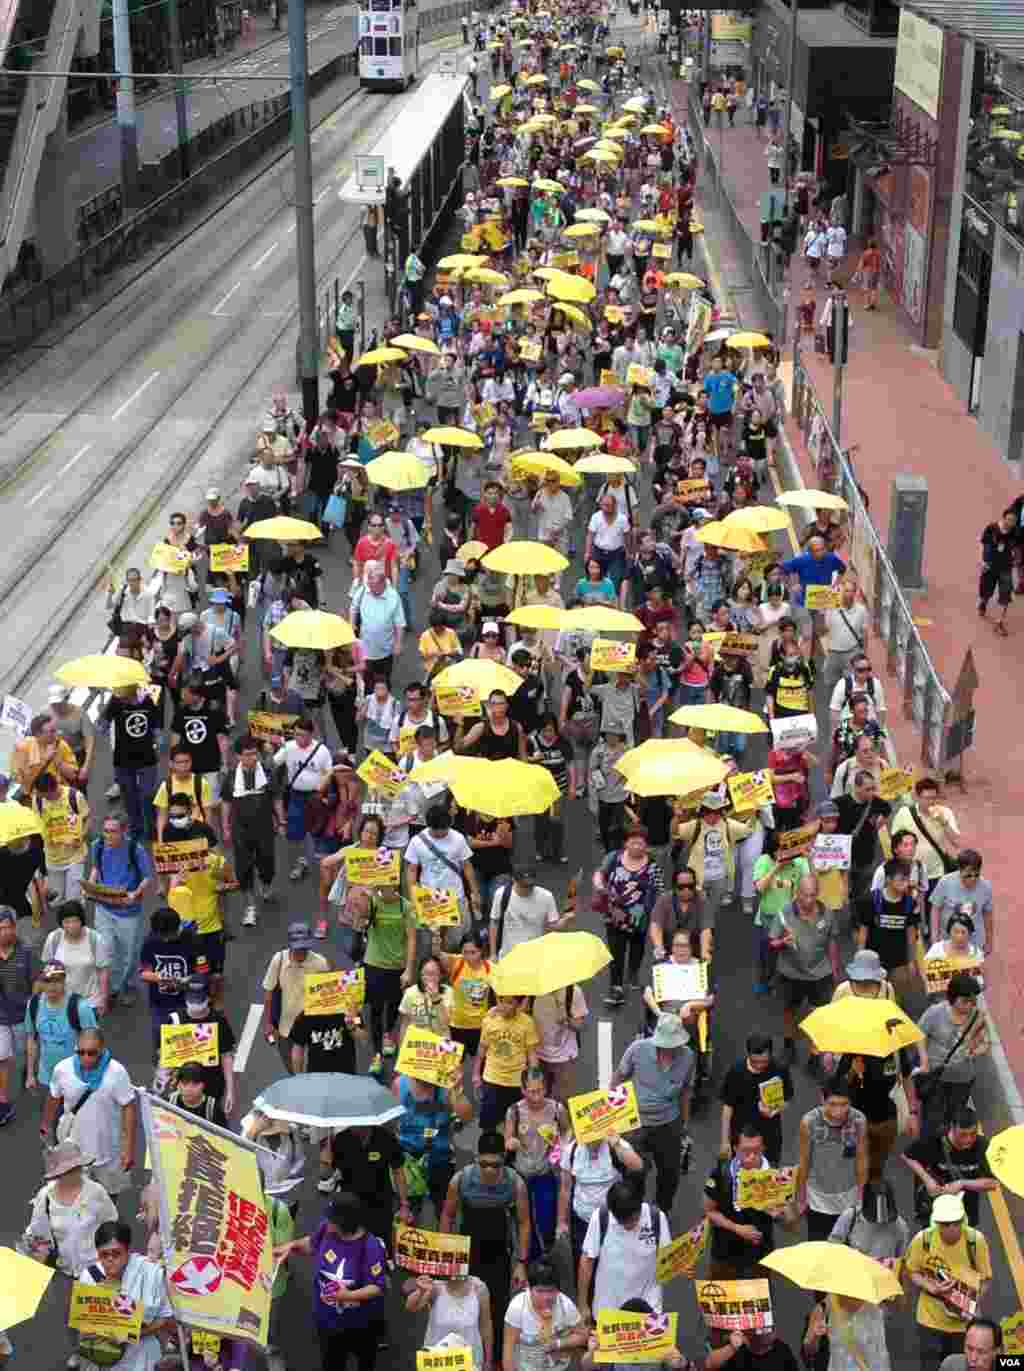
xmin=357 ymin=0 xmax=421 ymax=90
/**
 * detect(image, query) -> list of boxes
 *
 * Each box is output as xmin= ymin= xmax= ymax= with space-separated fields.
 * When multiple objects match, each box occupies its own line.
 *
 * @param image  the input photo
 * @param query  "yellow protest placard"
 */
xmin=695 ymin=1279 xmax=773 ymax=1331
xmin=150 ymin=543 xmax=192 ymax=575
xmin=367 ymin=419 xmax=400 ymax=451
xmin=304 ymin=967 xmax=365 ymax=1016
xmin=42 ymin=809 xmax=84 ymax=843
xmin=209 ymin=544 xmax=249 ymax=573
xmin=590 ymin=639 xmax=636 ymax=673
xmin=417 ymin=1350 xmax=473 ymax=1371
xmin=396 ymin=1224 xmax=471 ymax=1278
xmin=568 ymin=1082 xmax=640 ymax=1144
xmin=805 ymin=585 xmax=842 ymax=611
xmin=1002 ymin=1312 xmax=1024 ymax=1354
xmin=677 ymin=478 xmax=711 ymax=501
xmin=413 ymin=885 xmax=462 ymax=927
xmin=745 ymin=551 xmax=774 ymax=579
xmin=594 ymin=1310 xmax=678 ymax=1363
xmin=344 ymin=847 xmax=402 ymax=887
xmin=877 ymin=767 xmax=914 ymax=801
xmin=69 ymin=1282 xmax=142 ymax=1342
xmin=357 ymin=750 xmax=407 ymax=798
xmin=599 ymin=369 xmax=619 ymax=388
xmin=653 ymin=960 xmax=708 ymax=1003
xmin=192 ymin=1331 xmax=222 ymax=1354
xmin=605 ymin=305 xmax=625 ymax=324
xmin=461 ymin=231 xmax=481 ymax=251
xmin=530 ymin=412 xmax=559 ymax=431
xmin=922 ymin=957 xmax=983 ymax=996
xmin=626 ymin=363 xmax=652 ymax=387
xmin=247 ymin=710 xmax=299 ymax=742
xmin=758 ymin=1077 xmax=786 ymax=1112
xmin=727 ymin=770 xmax=774 ymax=812
xmin=395 ymin=1026 xmax=464 ymax=1089
xmin=551 ymin=252 xmax=580 ymax=269
xmin=701 ymin=631 xmax=727 ymax=652
xmin=160 ymin=1021 xmax=219 ymax=1069
xmin=720 ymin=632 xmax=760 ymax=657
xmin=651 ymin=242 xmax=672 ymax=260
xmin=655 ymin=1219 xmax=709 ymax=1283
xmin=435 ymin=683 xmax=482 ymax=719
xmin=518 ymin=339 xmax=542 ymax=362
xmin=737 ymin=1166 xmax=796 ymax=1212
xmin=152 ymin=839 xmax=209 ymax=875
xmin=396 ymin=725 xmax=419 ymax=758
xmin=143 ymin=1099 xmax=272 ymax=1344
xmin=777 ymin=823 xmax=817 ymax=857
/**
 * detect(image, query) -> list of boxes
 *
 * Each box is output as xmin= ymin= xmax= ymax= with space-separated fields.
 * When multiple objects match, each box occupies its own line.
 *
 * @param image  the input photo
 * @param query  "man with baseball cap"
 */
xmin=25 ymin=959 xmax=98 ymax=1098
xmin=261 ymin=923 xmax=330 ymax=1075
xmin=905 ymin=1191 xmax=992 ymax=1371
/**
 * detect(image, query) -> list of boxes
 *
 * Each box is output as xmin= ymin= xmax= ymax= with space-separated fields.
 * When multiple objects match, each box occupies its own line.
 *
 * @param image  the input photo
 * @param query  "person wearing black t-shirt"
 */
xmin=719 ymin=1035 xmax=794 ymax=1166
xmin=703 ymin=1124 xmax=783 ymax=1281
xmin=139 ymin=907 xmax=195 ymax=1058
xmin=527 ymin=715 xmax=574 ymax=863
xmin=168 ymin=1061 xmax=228 ymax=1128
xmin=856 ymin=858 xmax=921 ymax=999
xmin=507 ymin=653 xmax=546 ymax=736
xmin=104 ymin=687 xmax=161 ymax=840
xmin=903 ymin=1107 xmax=997 ymax=1227
xmin=281 ymin=544 xmax=324 ymax=609
xmin=181 ymin=974 xmax=237 ymax=1114
xmin=0 ymin=833 xmax=46 ymax=921
xmin=705 ymin=1329 xmax=802 ymax=1371
xmin=329 ymin=1124 xmax=412 ymax=1245
xmin=170 ymin=679 xmax=230 ymax=794
xmin=834 ymin=774 xmax=891 ymax=900
xmin=290 ymin=1007 xmax=366 ymax=1077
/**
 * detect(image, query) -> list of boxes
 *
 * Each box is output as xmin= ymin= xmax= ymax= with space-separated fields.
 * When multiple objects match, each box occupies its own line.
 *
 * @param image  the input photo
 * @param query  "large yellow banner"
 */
xmin=143 ymin=1097 xmax=272 ymax=1346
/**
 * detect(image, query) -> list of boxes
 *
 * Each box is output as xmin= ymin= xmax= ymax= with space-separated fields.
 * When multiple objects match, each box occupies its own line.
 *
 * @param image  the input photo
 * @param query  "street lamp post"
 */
xmin=288 ymin=0 xmax=320 ymax=425
xmin=781 ymin=0 xmax=800 ymax=354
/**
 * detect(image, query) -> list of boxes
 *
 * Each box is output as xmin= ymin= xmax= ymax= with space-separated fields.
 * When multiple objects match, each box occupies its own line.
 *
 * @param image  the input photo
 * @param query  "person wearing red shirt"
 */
xmin=471 ymin=481 xmax=512 ymax=551
xmin=353 ymin=514 xmax=398 ymax=586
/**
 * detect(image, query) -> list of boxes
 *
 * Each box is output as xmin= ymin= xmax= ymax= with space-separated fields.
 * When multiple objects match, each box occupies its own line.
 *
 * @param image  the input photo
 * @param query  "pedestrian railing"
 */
xmin=790 ymin=358 xmax=953 ymax=770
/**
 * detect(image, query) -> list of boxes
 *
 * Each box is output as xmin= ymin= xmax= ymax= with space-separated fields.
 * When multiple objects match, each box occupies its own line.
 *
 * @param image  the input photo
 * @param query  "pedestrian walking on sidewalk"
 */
xmin=766 ymin=134 xmax=784 ymax=186
xmin=978 ymin=508 xmax=1016 ymax=635
xmin=857 ymin=238 xmax=882 ymax=310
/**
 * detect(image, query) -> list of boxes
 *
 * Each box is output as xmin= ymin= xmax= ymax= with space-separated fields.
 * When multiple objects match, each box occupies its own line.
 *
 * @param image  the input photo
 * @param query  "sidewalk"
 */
xmin=666 ymin=74 xmax=1024 ymax=1103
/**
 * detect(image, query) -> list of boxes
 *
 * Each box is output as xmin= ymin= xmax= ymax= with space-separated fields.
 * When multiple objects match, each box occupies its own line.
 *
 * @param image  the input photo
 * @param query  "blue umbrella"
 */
xmin=254 ymin=1073 xmax=406 ymax=1128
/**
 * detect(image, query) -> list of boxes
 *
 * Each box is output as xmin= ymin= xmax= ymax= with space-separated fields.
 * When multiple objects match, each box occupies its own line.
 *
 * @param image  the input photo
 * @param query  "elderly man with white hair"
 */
xmin=354 ymin=560 xmax=405 ymax=687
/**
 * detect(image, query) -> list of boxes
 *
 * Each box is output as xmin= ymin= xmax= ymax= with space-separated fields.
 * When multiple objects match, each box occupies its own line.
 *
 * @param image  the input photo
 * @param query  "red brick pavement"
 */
xmin=669 ymin=79 xmax=1024 ymax=1094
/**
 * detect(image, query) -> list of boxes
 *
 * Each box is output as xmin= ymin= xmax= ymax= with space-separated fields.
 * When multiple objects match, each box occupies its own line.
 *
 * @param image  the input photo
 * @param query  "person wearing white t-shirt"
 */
xmin=557 ymin=1132 xmax=644 ymax=1268
xmin=503 ymin=1259 xmax=588 ymax=1371
xmin=44 ymin=1029 xmax=136 ymax=1195
xmin=586 ymin=496 xmax=632 ymax=591
xmin=577 ymin=1181 xmax=671 ymax=1326
xmin=274 ymin=720 xmax=333 ymax=881
xmin=490 ymin=868 xmax=563 ymax=959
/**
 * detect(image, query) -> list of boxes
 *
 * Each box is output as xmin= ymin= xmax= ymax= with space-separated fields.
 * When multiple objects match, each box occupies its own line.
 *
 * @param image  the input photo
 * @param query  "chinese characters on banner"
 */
xmin=304 ymin=968 xmax=366 ymax=1016
xmin=568 ymin=1082 xmax=641 ymax=1144
xmin=394 ymin=1224 xmax=471 ymax=1278
xmin=594 ymin=1310 xmax=678 ymax=1363
xmin=395 ymin=1027 xmax=464 ymax=1089
xmin=695 ymin=1279 xmax=774 ymax=1331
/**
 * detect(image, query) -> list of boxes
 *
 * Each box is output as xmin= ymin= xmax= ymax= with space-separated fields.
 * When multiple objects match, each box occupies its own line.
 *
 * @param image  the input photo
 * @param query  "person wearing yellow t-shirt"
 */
xmin=153 ymin=748 xmax=218 ymax=842
xmin=32 ymin=773 xmax=90 ymax=901
xmin=165 ymin=795 xmax=234 ymax=997
xmin=12 ymin=714 xmax=78 ymax=798
xmin=435 ymin=930 xmax=493 ymax=1059
xmin=809 ymin=800 xmax=849 ymax=929
xmin=474 ymin=995 xmax=539 ymax=1130
xmin=419 ymin=612 xmax=463 ymax=678
xmin=905 ymin=1191 xmax=991 ymax=1370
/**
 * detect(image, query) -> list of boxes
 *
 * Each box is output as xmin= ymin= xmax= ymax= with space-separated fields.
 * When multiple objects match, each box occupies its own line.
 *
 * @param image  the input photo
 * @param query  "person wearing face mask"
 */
xmin=173 ymin=973 xmax=237 ymax=1116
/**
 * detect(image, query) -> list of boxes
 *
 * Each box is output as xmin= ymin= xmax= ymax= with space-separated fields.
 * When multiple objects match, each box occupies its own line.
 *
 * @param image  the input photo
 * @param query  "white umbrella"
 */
xmin=254 ymin=1073 xmax=406 ymax=1128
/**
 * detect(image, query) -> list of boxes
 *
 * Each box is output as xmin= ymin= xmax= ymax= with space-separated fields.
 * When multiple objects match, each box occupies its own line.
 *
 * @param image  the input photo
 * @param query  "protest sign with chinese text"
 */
xmin=568 ymin=1082 xmax=640 ymax=1144
xmin=435 ymin=684 xmax=483 ymax=719
xmin=655 ymin=1220 xmax=709 ymax=1283
xmin=344 ymin=847 xmax=402 ymax=887
xmin=736 ymin=1166 xmax=796 ymax=1212
xmin=777 ymin=823 xmax=818 ymax=858
xmin=770 ymin=713 xmax=818 ymax=749
xmin=69 ymin=1283 xmax=142 ymax=1342
xmin=152 ymin=839 xmax=209 ymax=875
xmin=590 ymin=639 xmax=636 ymax=673
xmin=1002 ymin=1312 xmax=1024 ymax=1353
xmin=150 ymin=543 xmax=192 ymax=575
xmin=395 ymin=1224 xmax=470 ymax=1278
xmin=653 ymin=961 xmax=708 ymax=1004
xmin=810 ymin=834 xmax=851 ymax=871
xmin=413 ymin=885 xmax=462 ymax=927
xmin=417 ymin=1351 xmax=473 ymax=1371
xmin=209 ymin=545 xmax=250 ymax=573
xmin=160 ymin=1021 xmax=219 ymax=1069
xmin=594 ymin=1310 xmax=677 ymax=1363
xmin=922 ymin=957 xmax=983 ymax=996
xmin=247 ymin=710 xmax=299 ymax=742
xmin=695 ymin=1279 xmax=774 ymax=1331
xmin=395 ymin=1027 xmax=464 ymax=1089
xmin=877 ymin=767 xmax=914 ymax=801
xmin=357 ymin=750 xmax=407 ymax=798
xmin=677 ymin=478 xmax=711 ymax=501
xmin=758 ymin=1076 xmax=786 ymax=1112
xmin=304 ymin=968 xmax=365 ymax=1016
xmin=728 ymin=770 xmax=774 ymax=812
xmin=805 ymin=586 xmax=841 ymax=611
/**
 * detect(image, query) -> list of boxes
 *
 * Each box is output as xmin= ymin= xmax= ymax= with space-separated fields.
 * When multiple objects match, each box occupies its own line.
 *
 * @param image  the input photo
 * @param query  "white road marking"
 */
xmin=110 ymin=370 xmax=161 ymax=421
xmin=314 ymin=187 xmax=330 ymax=205
xmin=286 ymin=222 xmax=297 ymax=234
xmin=251 ymin=242 xmax=280 ymax=270
xmin=58 ymin=443 xmax=92 ymax=476
xmin=212 ymin=281 xmax=242 ymax=316
xmin=27 ymin=481 xmax=53 ymax=508
xmin=234 ymin=1003 xmax=265 ymax=1074
xmin=598 ymin=1018 xmax=613 ymax=1090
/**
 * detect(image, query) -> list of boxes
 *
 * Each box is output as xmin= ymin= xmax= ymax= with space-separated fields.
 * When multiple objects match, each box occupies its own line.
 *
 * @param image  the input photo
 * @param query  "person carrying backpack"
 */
xmin=556 ymin=1132 xmax=644 ymax=1272
xmin=88 ymin=812 xmax=155 ymax=1010
xmin=24 ymin=960 xmax=97 ymax=1092
xmin=576 ymin=1179 xmax=670 ymax=1327
xmin=904 ymin=1191 xmax=993 ymax=1371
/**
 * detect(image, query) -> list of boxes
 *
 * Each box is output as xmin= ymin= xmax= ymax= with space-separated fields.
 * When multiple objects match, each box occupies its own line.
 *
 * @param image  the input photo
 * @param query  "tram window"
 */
xmin=372 ymin=35 xmax=388 ymax=54
xmin=359 ymin=34 xmax=372 ymax=52
xmin=389 ymin=35 xmax=401 ymax=54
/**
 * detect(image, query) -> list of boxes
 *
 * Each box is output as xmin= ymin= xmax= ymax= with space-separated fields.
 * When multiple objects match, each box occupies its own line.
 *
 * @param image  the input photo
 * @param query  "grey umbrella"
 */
xmin=254 ymin=1073 xmax=407 ymax=1128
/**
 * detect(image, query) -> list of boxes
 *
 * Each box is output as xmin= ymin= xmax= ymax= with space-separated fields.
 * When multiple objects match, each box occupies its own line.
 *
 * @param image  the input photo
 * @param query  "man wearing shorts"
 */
xmin=765 ymin=874 xmax=840 ymax=1072
xmin=702 ymin=356 xmax=738 ymax=459
xmin=979 ymin=507 xmax=1015 ymax=636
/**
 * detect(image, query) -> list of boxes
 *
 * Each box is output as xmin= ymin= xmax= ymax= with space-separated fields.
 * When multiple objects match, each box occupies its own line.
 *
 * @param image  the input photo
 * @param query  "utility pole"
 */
xmin=166 ymin=0 xmax=190 ymax=181
xmin=289 ymin=0 xmax=319 ymax=425
xmin=702 ymin=13 xmax=710 ymax=82
xmin=112 ymin=0 xmax=139 ymax=204
xmin=781 ymin=0 xmax=799 ymax=219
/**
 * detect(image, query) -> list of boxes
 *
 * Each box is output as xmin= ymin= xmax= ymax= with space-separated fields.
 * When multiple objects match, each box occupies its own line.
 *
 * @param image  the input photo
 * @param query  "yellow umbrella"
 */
xmin=641 ymin=123 xmax=670 ymax=135
xmin=532 ymin=113 xmax=558 ymax=126
xmin=584 ymin=150 xmax=620 ymax=164
xmin=269 ymin=609 xmax=355 ymax=650
xmin=724 ymin=506 xmax=793 ymax=534
xmin=575 ymin=102 xmax=600 ymax=114
xmin=761 ymin=1244 xmax=902 ymax=1304
xmin=552 ymin=302 xmax=592 ymax=332
xmin=634 ymin=218 xmax=671 ymax=234
xmin=665 ymin=272 xmax=706 ymax=289
xmin=505 ymin=604 xmax=567 ymax=630
xmin=525 ymin=73 xmax=548 ymax=86
xmin=491 ymin=931 xmax=611 ymax=996
xmin=986 ymin=1126 xmax=1024 ymax=1198
xmin=544 ymin=427 xmax=604 ymax=451
xmin=600 ymin=126 xmax=628 ymax=139
xmin=573 ymin=452 xmax=635 ymax=472
xmin=0 ymin=1245 xmax=56 ymax=1329
xmin=365 ymin=451 xmax=432 ymax=491
xmin=465 ymin=267 xmax=511 ymax=287
xmin=438 ymin=253 xmax=487 ymax=270
xmin=727 ymin=331 xmax=773 ymax=350
xmin=615 ymin=739 xmax=729 ymax=798
xmin=391 ymin=333 xmax=441 ymax=356
xmin=456 ymin=540 xmax=489 ymax=563
xmin=577 ymin=78 xmax=600 ymax=91
xmin=491 ymin=84 xmax=512 ymax=99
xmin=420 ymin=426 xmax=485 ymax=448
xmin=669 ymin=703 xmax=770 ymax=734
xmin=431 ymin=658 xmax=523 ymax=697
xmin=547 ymin=276 xmax=596 ymax=304
xmin=244 ymin=515 xmax=322 ymax=541
xmin=532 ymin=178 xmax=565 ymax=193
xmin=562 ymin=605 xmax=644 ymax=632
xmin=451 ymin=758 xmax=560 ymax=817
xmin=482 ymin=541 xmax=569 ymax=575
xmin=564 ymin=222 xmax=600 ymax=238
xmin=0 ymin=801 xmax=44 ymax=845
xmin=694 ymin=521 xmax=768 ymax=554
xmin=800 ymin=998 xmax=924 ymax=1056
xmin=575 ymin=207 xmax=611 ymax=222
xmin=511 ymin=451 xmax=582 ymax=487
xmin=776 ymin=489 xmax=849 ymax=512
xmin=54 ymin=655 xmax=149 ymax=689
xmin=354 ymin=346 xmax=408 ymax=367
xmin=498 ymin=288 xmax=545 ymax=306
xmin=496 ymin=175 xmax=530 ymax=187
xmin=623 ymin=95 xmax=647 ymax=111
xmin=606 ymin=44 xmax=625 ymax=56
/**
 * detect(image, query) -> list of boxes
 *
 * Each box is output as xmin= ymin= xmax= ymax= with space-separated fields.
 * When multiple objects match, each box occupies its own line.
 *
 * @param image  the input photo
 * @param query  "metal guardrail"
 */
xmin=76 ymin=184 xmax=125 ymax=246
xmin=790 ymin=357 xmax=952 ymax=770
